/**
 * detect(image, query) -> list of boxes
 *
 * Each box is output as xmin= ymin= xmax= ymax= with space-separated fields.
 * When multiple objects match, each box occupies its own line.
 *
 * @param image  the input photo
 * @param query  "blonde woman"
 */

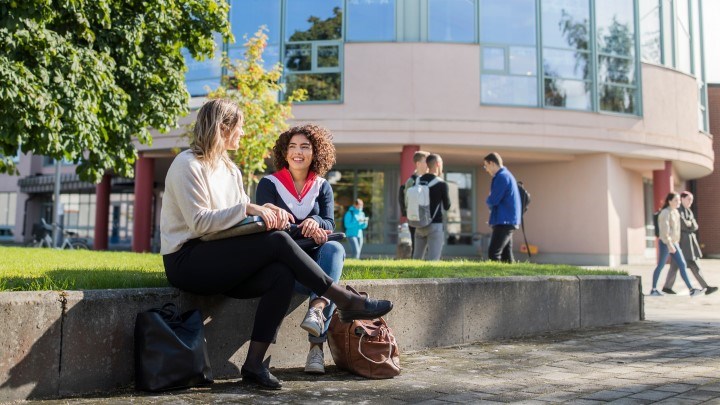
xmin=160 ymin=99 xmax=393 ymax=389
xmin=649 ymin=192 xmax=703 ymax=297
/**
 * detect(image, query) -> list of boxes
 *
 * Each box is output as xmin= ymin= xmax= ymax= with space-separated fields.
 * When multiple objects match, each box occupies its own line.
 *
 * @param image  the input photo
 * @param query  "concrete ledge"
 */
xmin=0 ymin=276 xmax=642 ymax=401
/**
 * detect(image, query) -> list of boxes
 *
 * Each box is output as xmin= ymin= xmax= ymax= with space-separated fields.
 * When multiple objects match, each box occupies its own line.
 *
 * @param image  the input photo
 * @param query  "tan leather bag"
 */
xmin=327 ymin=300 xmax=401 ymax=379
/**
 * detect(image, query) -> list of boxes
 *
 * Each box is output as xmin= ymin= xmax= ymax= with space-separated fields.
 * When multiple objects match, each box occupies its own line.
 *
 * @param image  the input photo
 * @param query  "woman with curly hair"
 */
xmin=162 ymin=101 xmax=392 ymax=389
xmin=255 ymin=124 xmax=345 ymax=375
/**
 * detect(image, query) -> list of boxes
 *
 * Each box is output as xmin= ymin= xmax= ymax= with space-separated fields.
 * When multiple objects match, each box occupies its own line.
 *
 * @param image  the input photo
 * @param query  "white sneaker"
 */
xmin=689 ymin=288 xmax=704 ymax=297
xmin=304 ymin=346 xmax=325 ymax=374
xmin=649 ymin=289 xmax=664 ymax=296
xmin=300 ymin=306 xmax=325 ymax=337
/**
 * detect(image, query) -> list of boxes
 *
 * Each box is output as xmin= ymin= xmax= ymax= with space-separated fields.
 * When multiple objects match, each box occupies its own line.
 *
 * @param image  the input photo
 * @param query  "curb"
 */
xmin=0 ymin=276 xmax=642 ymax=401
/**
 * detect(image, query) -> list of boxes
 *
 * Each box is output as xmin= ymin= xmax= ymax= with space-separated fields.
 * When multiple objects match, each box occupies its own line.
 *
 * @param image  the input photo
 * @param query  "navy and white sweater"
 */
xmin=255 ymin=175 xmax=336 ymax=231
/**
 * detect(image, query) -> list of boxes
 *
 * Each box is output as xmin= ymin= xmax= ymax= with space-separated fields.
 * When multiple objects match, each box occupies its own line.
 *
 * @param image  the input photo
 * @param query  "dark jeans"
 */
xmin=163 ymin=231 xmax=334 ymax=343
xmin=488 ymin=225 xmax=515 ymax=263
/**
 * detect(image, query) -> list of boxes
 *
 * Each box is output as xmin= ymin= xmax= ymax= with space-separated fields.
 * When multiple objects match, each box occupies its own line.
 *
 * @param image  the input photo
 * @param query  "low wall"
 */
xmin=0 ymin=276 xmax=643 ymax=401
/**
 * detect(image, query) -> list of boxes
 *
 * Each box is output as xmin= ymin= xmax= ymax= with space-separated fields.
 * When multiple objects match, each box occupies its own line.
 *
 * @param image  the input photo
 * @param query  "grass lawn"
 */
xmin=0 ymin=246 xmax=626 ymax=292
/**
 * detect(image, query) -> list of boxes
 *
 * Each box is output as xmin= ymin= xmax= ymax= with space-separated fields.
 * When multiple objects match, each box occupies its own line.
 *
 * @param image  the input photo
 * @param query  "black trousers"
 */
xmin=163 ymin=231 xmax=334 ymax=343
xmin=488 ymin=225 xmax=515 ymax=263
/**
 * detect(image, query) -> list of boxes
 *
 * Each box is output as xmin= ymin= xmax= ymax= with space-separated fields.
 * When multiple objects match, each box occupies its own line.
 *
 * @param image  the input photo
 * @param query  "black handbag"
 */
xmin=134 ymin=303 xmax=213 ymax=392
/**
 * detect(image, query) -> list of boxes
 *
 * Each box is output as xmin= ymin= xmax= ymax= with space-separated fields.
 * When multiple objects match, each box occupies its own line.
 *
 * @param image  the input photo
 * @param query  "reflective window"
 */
xmin=0 ymin=192 xmax=16 ymax=227
xmin=543 ymin=48 xmax=589 ymax=80
xmin=544 ymin=79 xmax=591 ymax=110
xmin=428 ymin=0 xmax=475 ymax=43
xmin=691 ymin=0 xmax=702 ymax=76
xmin=676 ymin=0 xmax=691 ymax=73
xmin=286 ymin=73 xmax=342 ymax=101
xmin=285 ymin=0 xmax=343 ymax=41
xmin=347 ymin=0 xmax=395 ymax=42
xmin=183 ymin=41 xmax=223 ymax=97
xmin=284 ymin=0 xmax=344 ymax=102
xmin=445 ymin=171 xmax=474 ymax=245
xmin=228 ymin=0 xmax=282 ymax=70
xmin=541 ymin=0 xmax=590 ymax=50
xmin=480 ymin=0 xmax=536 ymax=45
xmin=480 ymin=0 xmax=537 ymax=107
xmin=482 ymin=47 xmax=505 ymax=71
xmin=482 ymin=75 xmax=538 ymax=105
xmin=598 ymin=56 xmax=636 ymax=85
xmin=599 ymin=85 xmax=636 ymax=114
xmin=596 ymin=0 xmax=635 ymax=57
xmin=661 ymin=0 xmax=673 ymax=65
xmin=640 ymin=0 xmax=661 ymax=63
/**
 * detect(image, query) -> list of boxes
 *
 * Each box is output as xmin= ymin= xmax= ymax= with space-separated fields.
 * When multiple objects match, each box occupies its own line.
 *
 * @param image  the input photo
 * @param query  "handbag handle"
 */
xmin=356 ymin=327 xmax=399 ymax=368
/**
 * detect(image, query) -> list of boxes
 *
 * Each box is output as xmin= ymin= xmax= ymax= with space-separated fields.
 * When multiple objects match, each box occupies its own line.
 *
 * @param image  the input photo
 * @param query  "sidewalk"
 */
xmin=24 ymin=260 xmax=720 ymax=404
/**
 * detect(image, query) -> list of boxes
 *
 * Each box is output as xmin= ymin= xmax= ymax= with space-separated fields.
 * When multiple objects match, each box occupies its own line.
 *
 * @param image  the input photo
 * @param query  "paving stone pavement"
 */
xmin=21 ymin=259 xmax=720 ymax=404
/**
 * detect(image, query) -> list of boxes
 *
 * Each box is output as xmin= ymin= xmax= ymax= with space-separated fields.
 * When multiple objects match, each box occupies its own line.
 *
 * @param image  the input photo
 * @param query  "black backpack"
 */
xmin=653 ymin=210 xmax=661 ymax=238
xmin=518 ymin=182 xmax=531 ymax=215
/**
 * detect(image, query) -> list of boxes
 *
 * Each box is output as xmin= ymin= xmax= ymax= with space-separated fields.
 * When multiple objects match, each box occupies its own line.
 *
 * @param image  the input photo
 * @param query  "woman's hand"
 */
xmin=246 ymin=203 xmax=288 ymax=230
xmin=298 ymin=218 xmax=322 ymax=238
xmin=262 ymin=203 xmax=294 ymax=230
xmin=668 ymin=243 xmax=677 ymax=254
xmin=308 ymin=228 xmax=331 ymax=245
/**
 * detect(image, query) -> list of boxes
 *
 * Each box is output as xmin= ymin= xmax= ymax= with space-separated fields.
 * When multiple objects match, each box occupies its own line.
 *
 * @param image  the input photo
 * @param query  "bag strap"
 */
xmin=150 ymin=303 xmax=180 ymax=323
xmin=356 ymin=327 xmax=397 ymax=365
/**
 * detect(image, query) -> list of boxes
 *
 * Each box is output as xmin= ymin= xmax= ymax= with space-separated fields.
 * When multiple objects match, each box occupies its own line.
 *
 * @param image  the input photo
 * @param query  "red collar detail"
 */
xmin=274 ymin=168 xmax=317 ymax=202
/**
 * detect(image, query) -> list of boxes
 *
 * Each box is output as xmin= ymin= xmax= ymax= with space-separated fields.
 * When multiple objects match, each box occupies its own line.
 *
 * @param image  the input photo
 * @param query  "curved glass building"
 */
xmin=1 ymin=0 xmax=712 ymax=265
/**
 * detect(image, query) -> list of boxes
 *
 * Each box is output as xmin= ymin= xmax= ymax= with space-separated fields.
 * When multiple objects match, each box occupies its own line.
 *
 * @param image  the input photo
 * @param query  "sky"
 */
xmin=706 ymin=0 xmax=719 ymax=83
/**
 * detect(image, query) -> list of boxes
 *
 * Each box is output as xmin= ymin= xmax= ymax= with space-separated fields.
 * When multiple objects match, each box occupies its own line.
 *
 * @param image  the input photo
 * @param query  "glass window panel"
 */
xmin=598 ymin=56 xmax=635 ymax=85
xmin=0 ymin=193 xmax=8 ymax=225
xmin=285 ymin=73 xmax=342 ymax=101
xmin=481 ymin=75 xmax=538 ymax=106
xmin=317 ymin=45 xmax=339 ymax=68
xmin=482 ymin=47 xmax=505 ymax=71
xmin=596 ymin=0 xmax=635 ymax=57
xmin=691 ymin=0 xmax=702 ymax=77
xmin=445 ymin=172 xmax=473 ymax=245
xmin=230 ymin=0 xmax=281 ymax=44
xmin=285 ymin=0 xmax=343 ymax=42
xmin=543 ymin=48 xmax=590 ymax=80
xmin=480 ymin=0 xmax=536 ymax=45
xmin=599 ymin=84 xmax=636 ymax=113
xmin=8 ymin=193 xmax=16 ymax=226
xmin=347 ymin=0 xmax=395 ymax=42
xmin=661 ymin=0 xmax=673 ymax=65
xmin=509 ymin=46 xmax=537 ymax=75
xmin=186 ymin=79 xmax=222 ymax=97
xmin=676 ymin=0 xmax=691 ymax=72
xmin=284 ymin=44 xmax=312 ymax=71
xmin=544 ymin=78 xmax=592 ymax=110
xmin=541 ymin=0 xmax=590 ymax=50
xmin=227 ymin=44 xmax=281 ymax=71
xmin=639 ymin=0 xmax=661 ymax=63
xmin=428 ymin=0 xmax=475 ymax=43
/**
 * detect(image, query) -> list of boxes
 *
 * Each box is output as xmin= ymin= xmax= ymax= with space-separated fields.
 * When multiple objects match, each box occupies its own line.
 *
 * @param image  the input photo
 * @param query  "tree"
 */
xmin=0 ymin=0 xmax=231 ymax=182
xmin=208 ymin=27 xmax=307 ymax=194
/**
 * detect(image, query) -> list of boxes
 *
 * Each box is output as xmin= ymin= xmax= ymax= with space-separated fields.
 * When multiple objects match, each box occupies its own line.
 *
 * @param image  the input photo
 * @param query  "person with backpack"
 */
xmin=659 ymin=191 xmax=717 ymax=295
xmin=399 ymin=150 xmax=429 ymax=256
xmin=411 ymin=153 xmax=450 ymax=261
xmin=649 ymin=192 xmax=703 ymax=297
xmin=483 ymin=152 xmax=521 ymax=263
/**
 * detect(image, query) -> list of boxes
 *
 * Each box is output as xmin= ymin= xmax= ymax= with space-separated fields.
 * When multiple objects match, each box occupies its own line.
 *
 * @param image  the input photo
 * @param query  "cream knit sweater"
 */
xmin=160 ymin=150 xmax=249 ymax=255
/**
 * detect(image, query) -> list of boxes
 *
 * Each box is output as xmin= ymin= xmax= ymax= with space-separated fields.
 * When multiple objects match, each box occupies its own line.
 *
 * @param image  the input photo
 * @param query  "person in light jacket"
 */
xmin=344 ymin=199 xmax=368 ymax=259
xmin=661 ymin=191 xmax=718 ymax=295
xmin=649 ymin=192 xmax=703 ymax=297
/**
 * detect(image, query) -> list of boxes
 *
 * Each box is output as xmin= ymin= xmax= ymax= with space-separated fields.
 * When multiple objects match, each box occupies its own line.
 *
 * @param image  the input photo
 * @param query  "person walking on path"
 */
xmin=412 ymin=153 xmax=450 ymax=261
xmin=160 ymin=99 xmax=393 ymax=390
xmin=255 ymin=124 xmax=346 ymax=375
xmin=483 ymin=152 xmax=521 ymax=263
xmin=661 ymin=191 xmax=718 ymax=295
xmin=399 ymin=150 xmax=429 ymax=256
xmin=650 ymin=192 xmax=703 ymax=297
xmin=344 ymin=199 xmax=368 ymax=259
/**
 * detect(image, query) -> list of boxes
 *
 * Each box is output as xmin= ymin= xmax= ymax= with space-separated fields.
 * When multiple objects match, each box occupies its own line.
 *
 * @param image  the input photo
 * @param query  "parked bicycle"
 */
xmin=26 ymin=218 xmax=91 ymax=250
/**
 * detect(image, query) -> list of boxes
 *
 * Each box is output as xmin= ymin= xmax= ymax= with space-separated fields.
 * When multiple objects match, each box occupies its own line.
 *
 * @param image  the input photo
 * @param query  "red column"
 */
xmin=132 ymin=156 xmax=154 ymax=253
xmin=93 ymin=174 xmax=111 ymax=250
xmin=652 ymin=160 xmax=674 ymax=210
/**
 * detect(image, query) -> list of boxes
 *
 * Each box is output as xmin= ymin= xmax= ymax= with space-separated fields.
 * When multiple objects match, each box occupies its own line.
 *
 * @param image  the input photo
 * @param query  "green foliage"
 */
xmin=208 ymin=27 xmax=307 ymax=192
xmin=0 ymin=0 xmax=231 ymax=182
xmin=287 ymin=6 xmax=342 ymax=42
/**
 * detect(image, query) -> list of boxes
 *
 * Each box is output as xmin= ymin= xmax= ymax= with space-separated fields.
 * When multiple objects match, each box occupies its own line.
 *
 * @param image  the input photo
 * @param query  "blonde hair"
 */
xmin=191 ymin=99 xmax=243 ymax=170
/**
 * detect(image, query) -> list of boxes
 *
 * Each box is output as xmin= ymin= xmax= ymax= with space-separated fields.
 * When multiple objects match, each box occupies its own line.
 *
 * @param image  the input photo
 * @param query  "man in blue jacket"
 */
xmin=483 ymin=152 xmax=521 ymax=262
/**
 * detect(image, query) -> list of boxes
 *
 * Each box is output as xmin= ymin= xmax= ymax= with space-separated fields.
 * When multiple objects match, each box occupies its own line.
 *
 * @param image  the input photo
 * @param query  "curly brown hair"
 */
xmin=272 ymin=124 xmax=336 ymax=177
